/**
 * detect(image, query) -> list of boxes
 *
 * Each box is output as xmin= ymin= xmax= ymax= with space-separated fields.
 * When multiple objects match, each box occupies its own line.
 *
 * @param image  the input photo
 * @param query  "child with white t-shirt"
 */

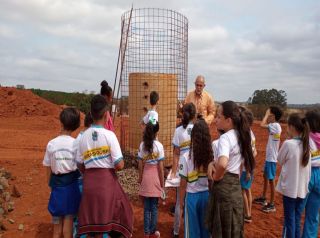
xmin=179 ymin=118 xmax=212 ymax=238
xmin=254 ymin=106 xmax=282 ymax=213
xmin=141 ymin=91 xmax=159 ymax=126
xmin=43 ymin=107 xmax=81 ymax=238
xmin=240 ymin=110 xmax=257 ymax=223
xmin=170 ymin=102 xmax=196 ymax=237
xmin=302 ymin=110 xmax=320 ymax=238
xmin=138 ymin=119 xmax=165 ymax=238
xmin=76 ymin=95 xmax=133 ymax=238
xmin=276 ymin=113 xmax=311 ymax=238
xmin=207 ymin=101 xmax=255 ymax=237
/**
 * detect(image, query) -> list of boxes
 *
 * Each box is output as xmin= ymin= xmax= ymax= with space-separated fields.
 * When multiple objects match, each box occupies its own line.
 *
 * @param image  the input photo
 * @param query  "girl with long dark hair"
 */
xmin=207 ymin=101 xmax=255 ymax=238
xmin=179 ymin=118 xmax=212 ymax=238
xmin=276 ymin=113 xmax=311 ymax=238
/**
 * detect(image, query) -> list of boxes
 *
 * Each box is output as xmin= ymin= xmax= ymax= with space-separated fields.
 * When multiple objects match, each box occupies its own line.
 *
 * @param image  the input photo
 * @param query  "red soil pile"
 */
xmin=0 ymin=87 xmax=293 ymax=237
xmin=0 ymin=87 xmax=60 ymax=118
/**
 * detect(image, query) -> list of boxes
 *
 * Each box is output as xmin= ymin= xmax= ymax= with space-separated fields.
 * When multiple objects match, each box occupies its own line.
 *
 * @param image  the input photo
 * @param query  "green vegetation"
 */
xmin=31 ymin=88 xmax=94 ymax=113
xmin=248 ymin=88 xmax=287 ymax=107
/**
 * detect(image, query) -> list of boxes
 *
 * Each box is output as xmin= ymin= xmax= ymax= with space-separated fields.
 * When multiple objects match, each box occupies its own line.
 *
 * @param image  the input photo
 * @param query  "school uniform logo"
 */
xmin=187 ymin=128 xmax=192 ymax=135
xmin=92 ymin=131 xmax=98 ymax=141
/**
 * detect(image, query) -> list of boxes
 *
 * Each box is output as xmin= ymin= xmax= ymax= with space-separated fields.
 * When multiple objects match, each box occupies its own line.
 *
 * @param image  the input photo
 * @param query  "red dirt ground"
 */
xmin=0 ymin=87 xmax=294 ymax=237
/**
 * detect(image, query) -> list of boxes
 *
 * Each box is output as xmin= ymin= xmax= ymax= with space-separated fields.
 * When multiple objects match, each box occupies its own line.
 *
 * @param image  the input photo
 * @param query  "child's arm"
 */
xmin=115 ymin=159 xmax=124 ymax=171
xmin=158 ymin=160 xmax=165 ymax=188
xmin=207 ymin=161 xmax=216 ymax=180
xmin=260 ymin=109 xmax=270 ymax=128
xmin=170 ymin=147 xmax=180 ymax=178
xmin=46 ymin=167 xmax=51 ymax=185
xmin=213 ymin=156 xmax=228 ymax=181
xmin=277 ymin=141 xmax=288 ymax=166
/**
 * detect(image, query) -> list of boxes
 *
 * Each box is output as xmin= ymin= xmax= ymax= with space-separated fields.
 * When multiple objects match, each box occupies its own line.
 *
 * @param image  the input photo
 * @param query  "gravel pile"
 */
xmin=117 ymin=168 xmax=140 ymax=200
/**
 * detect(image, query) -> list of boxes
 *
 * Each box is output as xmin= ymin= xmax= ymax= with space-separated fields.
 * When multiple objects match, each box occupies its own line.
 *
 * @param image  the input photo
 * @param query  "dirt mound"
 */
xmin=0 ymin=87 xmax=61 ymax=117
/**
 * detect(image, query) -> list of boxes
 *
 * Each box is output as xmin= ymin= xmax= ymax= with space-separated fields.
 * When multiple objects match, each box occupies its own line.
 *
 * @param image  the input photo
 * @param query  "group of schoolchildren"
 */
xmin=43 ymin=80 xmax=320 ymax=238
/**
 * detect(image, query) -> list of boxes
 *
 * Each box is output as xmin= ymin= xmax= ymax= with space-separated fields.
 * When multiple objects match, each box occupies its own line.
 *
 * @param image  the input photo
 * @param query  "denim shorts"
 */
xmin=240 ymin=171 xmax=253 ymax=190
xmin=264 ymin=161 xmax=276 ymax=180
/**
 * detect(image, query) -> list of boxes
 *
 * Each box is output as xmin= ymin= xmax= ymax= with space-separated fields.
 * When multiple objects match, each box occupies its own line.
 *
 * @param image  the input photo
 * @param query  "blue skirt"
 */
xmin=240 ymin=171 xmax=253 ymax=190
xmin=48 ymin=180 xmax=81 ymax=217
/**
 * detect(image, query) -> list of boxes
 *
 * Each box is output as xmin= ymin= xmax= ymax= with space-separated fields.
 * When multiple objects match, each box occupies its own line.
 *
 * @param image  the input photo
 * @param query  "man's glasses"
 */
xmin=195 ymin=84 xmax=204 ymax=87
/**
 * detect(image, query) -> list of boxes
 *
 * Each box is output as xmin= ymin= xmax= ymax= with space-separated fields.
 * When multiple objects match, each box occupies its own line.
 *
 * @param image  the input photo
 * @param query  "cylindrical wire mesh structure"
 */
xmin=118 ymin=8 xmax=188 ymax=166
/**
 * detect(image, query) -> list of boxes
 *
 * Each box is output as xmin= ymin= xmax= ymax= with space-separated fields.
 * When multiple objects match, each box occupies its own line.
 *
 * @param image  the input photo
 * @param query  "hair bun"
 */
xmin=101 ymin=80 xmax=108 ymax=87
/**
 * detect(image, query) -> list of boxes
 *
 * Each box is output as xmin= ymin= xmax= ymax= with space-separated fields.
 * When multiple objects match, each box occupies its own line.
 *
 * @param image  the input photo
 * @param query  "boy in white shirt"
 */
xmin=254 ymin=106 xmax=283 ymax=213
xmin=43 ymin=107 xmax=81 ymax=238
xmin=142 ymin=91 xmax=159 ymax=125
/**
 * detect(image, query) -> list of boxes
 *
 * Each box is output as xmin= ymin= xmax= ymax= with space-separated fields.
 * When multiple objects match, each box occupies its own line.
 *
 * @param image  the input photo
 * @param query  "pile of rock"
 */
xmin=117 ymin=168 xmax=139 ymax=200
xmin=0 ymin=168 xmax=21 ymax=232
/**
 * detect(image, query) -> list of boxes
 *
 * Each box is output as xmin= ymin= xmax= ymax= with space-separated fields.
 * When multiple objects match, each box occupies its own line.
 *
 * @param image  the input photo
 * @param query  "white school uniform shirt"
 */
xmin=142 ymin=110 xmax=159 ymax=124
xmin=266 ymin=122 xmax=282 ymax=162
xmin=77 ymin=125 xmax=123 ymax=169
xmin=242 ymin=130 xmax=256 ymax=172
xmin=73 ymin=131 xmax=84 ymax=163
xmin=310 ymin=137 xmax=320 ymax=167
xmin=43 ymin=135 xmax=78 ymax=175
xmin=137 ymin=140 xmax=165 ymax=165
xmin=276 ymin=138 xmax=311 ymax=199
xmin=179 ymin=151 xmax=209 ymax=193
xmin=217 ymin=129 xmax=243 ymax=175
xmin=172 ymin=123 xmax=194 ymax=156
xmin=212 ymin=139 xmax=219 ymax=161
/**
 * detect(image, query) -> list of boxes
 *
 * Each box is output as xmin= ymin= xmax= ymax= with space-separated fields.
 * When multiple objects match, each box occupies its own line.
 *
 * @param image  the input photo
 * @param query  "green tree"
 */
xmin=248 ymin=88 xmax=287 ymax=107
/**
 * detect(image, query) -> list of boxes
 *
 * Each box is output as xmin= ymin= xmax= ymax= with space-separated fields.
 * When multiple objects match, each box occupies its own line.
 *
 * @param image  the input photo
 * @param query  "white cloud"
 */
xmin=0 ymin=0 xmax=319 ymax=104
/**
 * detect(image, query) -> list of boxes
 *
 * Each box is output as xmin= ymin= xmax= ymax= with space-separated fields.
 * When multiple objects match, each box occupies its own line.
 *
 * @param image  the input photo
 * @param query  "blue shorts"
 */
xmin=240 ymin=171 xmax=253 ymax=190
xmin=48 ymin=180 xmax=81 ymax=217
xmin=264 ymin=161 xmax=276 ymax=180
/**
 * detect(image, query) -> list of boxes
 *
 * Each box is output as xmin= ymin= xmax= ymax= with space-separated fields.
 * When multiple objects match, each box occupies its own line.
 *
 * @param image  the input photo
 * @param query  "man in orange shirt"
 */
xmin=185 ymin=75 xmax=215 ymax=125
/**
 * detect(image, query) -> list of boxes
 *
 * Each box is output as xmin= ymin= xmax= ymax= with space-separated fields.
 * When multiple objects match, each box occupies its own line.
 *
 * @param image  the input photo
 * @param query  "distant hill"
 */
xmin=287 ymin=103 xmax=320 ymax=109
xmin=30 ymin=88 xmax=94 ymax=113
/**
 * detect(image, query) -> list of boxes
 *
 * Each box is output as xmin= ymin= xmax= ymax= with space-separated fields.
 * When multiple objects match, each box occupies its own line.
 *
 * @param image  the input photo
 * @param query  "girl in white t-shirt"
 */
xmin=179 ymin=118 xmax=212 ymax=238
xmin=138 ymin=118 xmax=164 ymax=238
xmin=207 ymin=101 xmax=255 ymax=237
xmin=76 ymin=95 xmax=133 ymax=238
xmin=170 ymin=102 xmax=196 ymax=237
xmin=276 ymin=113 xmax=311 ymax=238
xmin=43 ymin=107 xmax=81 ymax=238
xmin=302 ymin=110 xmax=320 ymax=238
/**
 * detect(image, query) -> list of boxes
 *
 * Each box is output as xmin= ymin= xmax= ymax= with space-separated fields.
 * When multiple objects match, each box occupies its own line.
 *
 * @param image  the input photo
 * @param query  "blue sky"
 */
xmin=0 ymin=0 xmax=319 ymax=103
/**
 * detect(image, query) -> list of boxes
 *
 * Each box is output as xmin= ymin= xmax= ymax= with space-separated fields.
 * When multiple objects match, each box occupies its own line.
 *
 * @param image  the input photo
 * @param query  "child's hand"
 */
xmin=207 ymin=161 xmax=216 ymax=180
xmin=265 ymin=108 xmax=270 ymax=116
xmin=246 ymin=172 xmax=251 ymax=181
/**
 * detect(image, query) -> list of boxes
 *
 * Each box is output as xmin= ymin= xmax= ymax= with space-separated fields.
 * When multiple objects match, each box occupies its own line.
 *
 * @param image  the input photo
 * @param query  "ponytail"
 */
xmin=301 ymin=118 xmax=309 ymax=167
xmin=288 ymin=114 xmax=310 ymax=167
xmin=181 ymin=103 xmax=196 ymax=129
xmin=238 ymin=110 xmax=255 ymax=173
xmin=143 ymin=121 xmax=159 ymax=154
xmin=221 ymin=101 xmax=255 ymax=173
xmin=190 ymin=118 xmax=213 ymax=171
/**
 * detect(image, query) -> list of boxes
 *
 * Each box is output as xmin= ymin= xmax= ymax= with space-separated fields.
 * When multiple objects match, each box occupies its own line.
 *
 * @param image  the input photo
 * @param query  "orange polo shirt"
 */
xmin=185 ymin=90 xmax=215 ymax=125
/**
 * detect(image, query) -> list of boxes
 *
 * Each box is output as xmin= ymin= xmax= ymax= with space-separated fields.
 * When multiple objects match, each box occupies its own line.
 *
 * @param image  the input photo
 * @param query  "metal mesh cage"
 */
xmin=117 ymin=8 xmax=188 ymax=166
